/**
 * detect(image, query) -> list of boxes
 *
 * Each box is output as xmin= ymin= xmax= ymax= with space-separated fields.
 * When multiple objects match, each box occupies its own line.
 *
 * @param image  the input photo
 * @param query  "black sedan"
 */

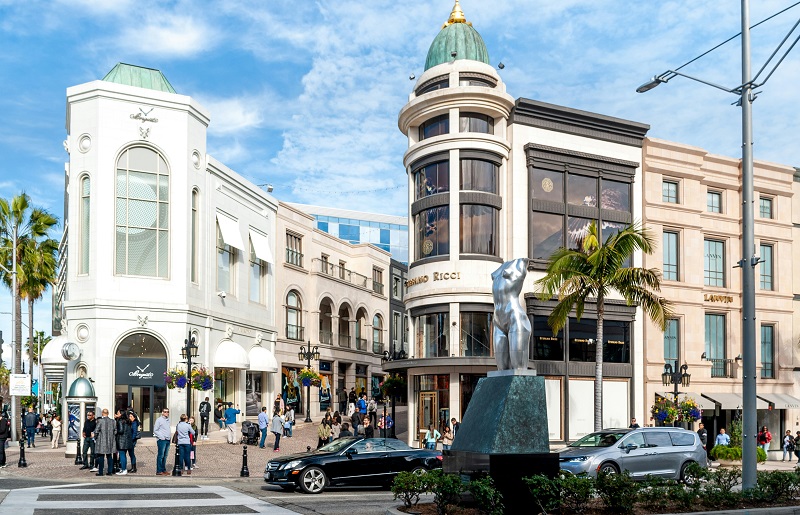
xmin=263 ymin=437 xmax=442 ymax=494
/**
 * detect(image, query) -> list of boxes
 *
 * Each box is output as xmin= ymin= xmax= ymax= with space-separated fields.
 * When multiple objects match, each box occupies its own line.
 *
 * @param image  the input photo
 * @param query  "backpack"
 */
xmin=788 ymin=437 xmax=796 ymax=452
xmin=368 ymin=400 xmax=377 ymax=413
xmin=385 ymin=415 xmax=394 ymax=429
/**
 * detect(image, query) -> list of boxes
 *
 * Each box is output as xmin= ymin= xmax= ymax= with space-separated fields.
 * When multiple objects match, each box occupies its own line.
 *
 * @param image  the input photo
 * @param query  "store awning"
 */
xmin=214 ymin=339 xmax=249 ymax=369
xmin=216 ymin=212 xmax=244 ymax=251
xmin=701 ymin=392 xmax=768 ymax=410
xmin=757 ymin=393 xmax=800 ymax=410
xmin=248 ymin=345 xmax=278 ymax=373
xmin=249 ymin=230 xmax=274 ymax=264
xmin=657 ymin=392 xmax=716 ymax=411
xmin=41 ymin=335 xmax=69 ymax=365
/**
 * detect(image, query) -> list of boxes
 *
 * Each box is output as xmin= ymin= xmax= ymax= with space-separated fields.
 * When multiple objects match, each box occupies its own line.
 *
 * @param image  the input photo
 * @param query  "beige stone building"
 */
xmin=642 ymin=137 xmax=799 ymax=452
xmin=275 ymin=203 xmax=391 ymax=419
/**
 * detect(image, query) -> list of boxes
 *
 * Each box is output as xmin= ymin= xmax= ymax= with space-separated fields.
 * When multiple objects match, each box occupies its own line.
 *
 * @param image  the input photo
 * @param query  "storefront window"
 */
xmin=245 ymin=372 xmax=262 ymax=417
xmin=416 ymin=312 xmax=449 ymax=358
xmin=568 ymin=317 xmax=630 ymax=363
xmin=532 ymin=315 xmax=563 ymax=360
xmin=371 ymin=376 xmax=382 ymax=399
xmin=459 ymin=312 xmax=493 ymax=356
xmin=319 ymin=374 xmax=332 ymax=410
xmin=460 ymin=374 xmax=485 ymax=419
xmin=415 ymin=375 xmax=450 ymax=436
xmin=281 ymin=366 xmax=301 ymax=410
xmin=215 ymin=369 xmax=235 ymax=405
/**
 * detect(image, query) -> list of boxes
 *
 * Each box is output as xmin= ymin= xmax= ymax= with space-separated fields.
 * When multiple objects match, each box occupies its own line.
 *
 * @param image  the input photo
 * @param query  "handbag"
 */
xmin=171 ymin=431 xmax=178 ymax=444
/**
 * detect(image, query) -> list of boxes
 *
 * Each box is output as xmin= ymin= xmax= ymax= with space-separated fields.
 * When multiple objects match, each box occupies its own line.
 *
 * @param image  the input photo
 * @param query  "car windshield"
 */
xmin=569 ymin=432 xmax=628 ymax=448
xmin=317 ymin=438 xmax=358 ymax=453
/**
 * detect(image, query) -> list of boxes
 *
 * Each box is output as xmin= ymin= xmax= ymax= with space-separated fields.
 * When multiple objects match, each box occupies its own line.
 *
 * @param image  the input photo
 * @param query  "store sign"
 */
xmin=704 ymin=294 xmax=734 ymax=303
xmin=9 ymin=374 xmax=31 ymax=396
xmin=405 ymin=271 xmax=462 ymax=288
xmin=115 ymin=358 xmax=167 ymax=386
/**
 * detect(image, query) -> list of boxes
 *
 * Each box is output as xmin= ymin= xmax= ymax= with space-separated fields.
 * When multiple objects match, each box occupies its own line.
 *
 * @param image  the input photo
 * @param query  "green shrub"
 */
xmin=391 ymin=471 xmax=425 ymax=508
xmin=638 ymin=476 xmax=673 ymax=512
xmin=559 ymin=472 xmax=595 ymax=513
xmin=699 ymin=467 xmax=742 ymax=509
xmin=523 ymin=474 xmax=560 ymax=514
xmin=757 ymin=446 xmax=768 ymax=463
xmin=424 ymin=469 xmax=464 ymax=515
xmin=596 ymin=470 xmax=639 ymax=514
xmin=710 ymin=445 xmax=741 ymax=461
xmin=753 ymin=470 xmax=800 ymax=503
xmin=467 ymin=475 xmax=504 ymax=515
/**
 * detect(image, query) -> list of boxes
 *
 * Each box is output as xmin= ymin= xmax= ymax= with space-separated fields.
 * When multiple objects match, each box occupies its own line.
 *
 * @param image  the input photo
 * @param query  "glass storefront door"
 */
xmin=114 ymin=332 xmax=168 ymax=437
xmin=113 ymin=384 xmax=166 ymax=436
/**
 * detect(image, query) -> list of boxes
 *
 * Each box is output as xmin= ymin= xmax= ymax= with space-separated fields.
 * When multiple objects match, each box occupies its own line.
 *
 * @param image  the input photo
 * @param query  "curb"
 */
xmin=384 ymin=504 xmax=800 ymax=515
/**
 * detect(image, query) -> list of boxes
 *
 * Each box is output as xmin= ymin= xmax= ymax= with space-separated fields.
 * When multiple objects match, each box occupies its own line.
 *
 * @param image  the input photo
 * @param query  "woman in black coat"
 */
xmin=116 ymin=415 xmax=134 ymax=475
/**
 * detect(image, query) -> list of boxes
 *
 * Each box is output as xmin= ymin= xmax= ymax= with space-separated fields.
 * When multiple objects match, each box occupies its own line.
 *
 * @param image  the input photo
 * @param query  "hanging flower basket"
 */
xmin=650 ymin=397 xmax=678 ymax=425
xmin=190 ymin=367 xmax=214 ymax=391
xmin=302 ymin=378 xmax=311 ymax=387
xmin=380 ymin=375 xmax=407 ymax=398
xmin=678 ymin=398 xmax=702 ymax=423
xmin=298 ymin=366 xmax=322 ymax=385
xmin=165 ymin=368 xmax=188 ymax=390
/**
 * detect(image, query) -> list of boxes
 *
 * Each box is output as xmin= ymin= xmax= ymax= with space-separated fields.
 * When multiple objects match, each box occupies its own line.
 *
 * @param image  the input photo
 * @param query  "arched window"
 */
xmin=190 ymin=189 xmax=198 ymax=283
xmin=79 ymin=175 xmax=90 ymax=274
xmin=372 ymin=314 xmax=383 ymax=354
xmin=286 ymin=291 xmax=303 ymax=340
xmin=115 ymin=146 xmax=169 ymax=277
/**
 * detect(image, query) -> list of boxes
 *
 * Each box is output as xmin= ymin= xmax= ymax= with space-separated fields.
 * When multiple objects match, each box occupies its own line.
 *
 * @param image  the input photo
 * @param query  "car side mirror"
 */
xmin=346 ymin=448 xmax=358 ymax=458
xmin=624 ymin=443 xmax=638 ymax=453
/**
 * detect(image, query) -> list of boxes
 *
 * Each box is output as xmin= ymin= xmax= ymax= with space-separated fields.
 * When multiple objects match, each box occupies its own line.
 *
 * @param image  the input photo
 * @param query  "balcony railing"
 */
xmin=311 ymin=258 xmax=385 ymax=294
xmin=355 ymin=337 xmax=367 ymax=351
xmin=286 ymin=324 xmax=304 ymax=341
xmin=338 ymin=334 xmax=351 ymax=348
xmin=319 ymin=330 xmax=333 ymax=345
xmin=286 ymin=248 xmax=304 ymax=267
xmin=710 ymin=358 xmax=736 ymax=378
xmin=373 ymin=341 xmax=383 ymax=354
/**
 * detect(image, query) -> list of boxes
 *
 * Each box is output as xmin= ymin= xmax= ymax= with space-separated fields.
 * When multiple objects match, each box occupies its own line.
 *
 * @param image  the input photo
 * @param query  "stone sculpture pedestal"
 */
xmin=444 ymin=372 xmax=558 ymax=506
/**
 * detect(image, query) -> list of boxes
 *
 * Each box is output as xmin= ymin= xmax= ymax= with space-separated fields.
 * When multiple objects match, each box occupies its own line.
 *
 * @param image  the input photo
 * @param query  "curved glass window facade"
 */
xmin=459 ymin=112 xmax=493 ymax=134
xmin=460 ymin=312 xmax=493 ymax=357
xmin=419 ymin=114 xmax=449 ymax=140
xmin=115 ymin=146 xmax=169 ymax=278
xmin=460 ymin=159 xmax=498 ymax=193
xmin=414 ymin=161 xmax=449 ymax=200
xmin=460 ymin=205 xmax=498 ymax=256
xmin=415 ymin=312 xmax=449 ymax=358
xmin=415 ymin=206 xmax=449 ymax=259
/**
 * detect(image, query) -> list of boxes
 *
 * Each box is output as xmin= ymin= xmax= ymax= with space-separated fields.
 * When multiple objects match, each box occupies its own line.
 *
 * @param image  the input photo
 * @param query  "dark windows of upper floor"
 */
xmin=707 ymin=190 xmax=722 ymax=213
xmin=415 ymin=206 xmax=449 ymax=260
xmin=459 ymin=112 xmax=493 ymax=134
xmin=460 ymin=158 xmax=498 ymax=194
xmin=414 ymin=160 xmax=449 ymax=200
xmin=419 ymin=114 xmax=449 ymax=140
xmin=759 ymin=196 xmax=773 ymax=219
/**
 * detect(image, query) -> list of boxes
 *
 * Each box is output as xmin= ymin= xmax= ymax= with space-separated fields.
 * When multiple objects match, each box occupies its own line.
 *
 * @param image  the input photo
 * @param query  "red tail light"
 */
xmin=436 ymin=455 xmax=443 ymax=461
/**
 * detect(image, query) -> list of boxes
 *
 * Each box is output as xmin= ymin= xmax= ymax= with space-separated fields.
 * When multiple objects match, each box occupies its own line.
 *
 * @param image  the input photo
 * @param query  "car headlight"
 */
xmin=282 ymin=460 xmax=303 ymax=470
xmin=567 ymin=456 xmax=589 ymax=462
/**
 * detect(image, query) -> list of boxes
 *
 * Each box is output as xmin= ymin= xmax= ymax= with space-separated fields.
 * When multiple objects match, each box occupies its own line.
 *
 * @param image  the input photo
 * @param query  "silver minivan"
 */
xmin=557 ymin=427 xmax=708 ymax=480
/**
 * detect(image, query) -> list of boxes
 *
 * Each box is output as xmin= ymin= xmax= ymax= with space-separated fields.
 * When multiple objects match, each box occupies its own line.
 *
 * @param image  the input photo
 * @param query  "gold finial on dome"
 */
xmin=442 ymin=0 xmax=471 ymax=28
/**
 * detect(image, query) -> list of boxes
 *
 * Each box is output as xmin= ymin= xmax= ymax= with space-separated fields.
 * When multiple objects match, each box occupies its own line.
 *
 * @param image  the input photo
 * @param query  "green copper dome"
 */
xmin=102 ymin=63 xmax=177 ymax=94
xmin=424 ymin=1 xmax=490 ymax=71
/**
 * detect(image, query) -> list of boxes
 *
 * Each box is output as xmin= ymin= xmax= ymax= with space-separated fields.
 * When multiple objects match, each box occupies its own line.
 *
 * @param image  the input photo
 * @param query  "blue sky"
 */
xmin=1 ymin=0 xmax=800 ymax=363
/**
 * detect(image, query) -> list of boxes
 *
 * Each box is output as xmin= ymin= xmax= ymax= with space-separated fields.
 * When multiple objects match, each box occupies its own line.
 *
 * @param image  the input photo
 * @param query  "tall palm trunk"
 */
xmin=594 ymin=294 xmax=604 ymax=432
xmin=28 ymin=297 xmax=34 ymax=379
xmin=13 ymin=282 xmax=22 ymax=436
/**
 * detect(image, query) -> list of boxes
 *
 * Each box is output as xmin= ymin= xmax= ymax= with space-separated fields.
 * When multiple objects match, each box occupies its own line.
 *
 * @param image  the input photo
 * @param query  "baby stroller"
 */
xmin=241 ymin=421 xmax=260 ymax=445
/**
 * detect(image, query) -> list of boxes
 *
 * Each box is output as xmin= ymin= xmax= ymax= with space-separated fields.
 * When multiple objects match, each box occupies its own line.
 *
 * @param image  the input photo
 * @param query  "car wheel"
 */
xmin=598 ymin=462 xmax=619 ymax=475
xmin=299 ymin=467 xmax=327 ymax=494
xmin=411 ymin=466 xmax=428 ymax=475
xmin=680 ymin=461 xmax=697 ymax=484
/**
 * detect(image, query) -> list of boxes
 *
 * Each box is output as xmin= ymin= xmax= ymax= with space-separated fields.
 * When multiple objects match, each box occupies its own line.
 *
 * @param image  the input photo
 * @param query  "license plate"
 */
xmin=265 ymin=472 xmax=271 ymax=479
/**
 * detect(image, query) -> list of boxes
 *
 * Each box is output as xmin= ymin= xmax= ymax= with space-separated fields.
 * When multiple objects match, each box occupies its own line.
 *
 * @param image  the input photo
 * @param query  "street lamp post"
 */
xmin=180 ymin=331 xmax=199 ymax=417
xmin=636 ymin=0 xmax=798 ymax=489
xmin=297 ymin=343 xmax=320 ymax=423
xmin=661 ymin=361 xmax=691 ymax=426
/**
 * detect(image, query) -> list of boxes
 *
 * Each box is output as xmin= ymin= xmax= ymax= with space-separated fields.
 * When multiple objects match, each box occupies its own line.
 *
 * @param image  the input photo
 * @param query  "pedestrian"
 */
xmin=214 ymin=403 xmax=225 ymax=430
xmin=44 ymin=415 xmax=53 ymax=438
xmin=116 ymin=411 xmax=133 ymax=475
xmin=451 ymin=418 xmax=460 ymax=437
xmin=629 ymin=418 xmax=640 ymax=429
xmin=351 ymin=411 xmax=362 ymax=436
xmin=23 ymin=406 xmax=38 ymax=448
xmin=424 ymin=424 xmax=440 ymax=450
xmin=333 ymin=410 xmax=342 ymax=425
xmin=188 ymin=416 xmax=198 ymax=469
xmin=127 ymin=411 xmax=139 ymax=473
xmin=0 ymin=412 xmax=10 ymax=467
xmin=331 ymin=417 xmax=341 ymax=440
xmin=697 ymin=422 xmax=708 ymax=451
xmin=93 ymin=409 xmax=115 ymax=477
xmin=81 ymin=411 xmax=97 ymax=470
xmin=175 ymin=414 xmax=195 ymax=476
xmin=385 ymin=414 xmax=394 ymax=437
xmin=363 ymin=417 xmax=374 ymax=439
xmin=50 ymin=415 xmax=62 ymax=449
xmin=258 ymin=407 xmax=270 ymax=449
xmin=357 ymin=393 xmax=367 ymax=425
xmin=284 ymin=406 xmax=295 ymax=438
xmin=273 ymin=394 xmax=284 ymax=414
xmin=715 ymin=428 xmax=730 ymax=447
xmin=270 ymin=409 xmax=284 ymax=452
xmin=782 ymin=430 xmax=795 ymax=462
xmin=441 ymin=426 xmax=454 ymax=450
xmin=795 ymin=431 xmax=800 ymax=464
xmin=368 ymin=397 xmax=378 ymax=427
xmin=317 ymin=419 xmax=331 ymax=448
xmin=224 ymin=403 xmax=241 ymax=444
xmin=198 ymin=396 xmax=211 ymax=440
xmin=113 ymin=410 xmax=124 ymax=473
xmin=757 ymin=426 xmax=772 ymax=456
xmin=339 ymin=422 xmax=353 ymax=437
xmin=154 ymin=407 xmax=171 ymax=475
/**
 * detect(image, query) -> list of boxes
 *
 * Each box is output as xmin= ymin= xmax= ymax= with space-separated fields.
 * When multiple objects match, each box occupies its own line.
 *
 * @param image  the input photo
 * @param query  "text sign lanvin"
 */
xmin=405 ymin=271 xmax=462 ymax=288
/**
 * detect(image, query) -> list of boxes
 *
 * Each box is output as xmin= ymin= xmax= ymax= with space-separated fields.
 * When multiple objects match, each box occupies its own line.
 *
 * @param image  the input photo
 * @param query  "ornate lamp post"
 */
xmin=297 ymin=343 xmax=320 ymax=423
xmin=180 ymin=331 xmax=199 ymax=417
xmin=662 ymin=360 xmax=690 ymax=426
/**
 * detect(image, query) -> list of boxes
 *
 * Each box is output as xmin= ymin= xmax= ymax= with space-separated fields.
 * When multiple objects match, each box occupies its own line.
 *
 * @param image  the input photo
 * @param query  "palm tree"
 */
xmin=0 ymin=193 xmax=58 ymax=430
xmin=25 ymin=331 xmax=52 ymax=368
xmin=536 ymin=221 xmax=673 ymax=432
xmin=20 ymin=238 xmax=58 ymax=375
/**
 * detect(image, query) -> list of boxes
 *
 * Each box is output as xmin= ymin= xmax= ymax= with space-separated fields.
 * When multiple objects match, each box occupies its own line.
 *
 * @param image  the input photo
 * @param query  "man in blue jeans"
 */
xmin=23 ymin=407 xmax=38 ymax=448
xmin=153 ymin=408 xmax=171 ymax=475
xmin=257 ymin=407 xmax=269 ymax=448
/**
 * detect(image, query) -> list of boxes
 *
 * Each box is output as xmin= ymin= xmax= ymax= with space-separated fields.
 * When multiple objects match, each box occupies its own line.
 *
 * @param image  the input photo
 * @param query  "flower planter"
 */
xmin=302 ymin=378 xmax=311 ymax=387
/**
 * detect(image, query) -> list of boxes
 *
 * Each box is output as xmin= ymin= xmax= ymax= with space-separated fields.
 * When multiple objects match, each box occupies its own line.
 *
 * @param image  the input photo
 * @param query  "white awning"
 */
xmin=214 ymin=339 xmax=249 ymax=369
xmin=248 ymin=345 xmax=278 ymax=373
xmin=249 ymin=230 xmax=274 ymax=264
xmin=757 ymin=393 xmax=800 ymax=410
xmin=656 ymin=392 xmax=716 ymax=411
xmin=41 ymin=335 xmax=69 ymax=365
xmin=702 ymin=392 xmax=768 ymax=410
xmin=216 ymin=212 xmax=244 ymax=251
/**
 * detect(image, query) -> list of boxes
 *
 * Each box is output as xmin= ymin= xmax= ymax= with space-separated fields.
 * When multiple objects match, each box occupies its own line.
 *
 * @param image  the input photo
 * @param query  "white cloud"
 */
xmin=113 ymin=15 xmax=220 ymax=58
